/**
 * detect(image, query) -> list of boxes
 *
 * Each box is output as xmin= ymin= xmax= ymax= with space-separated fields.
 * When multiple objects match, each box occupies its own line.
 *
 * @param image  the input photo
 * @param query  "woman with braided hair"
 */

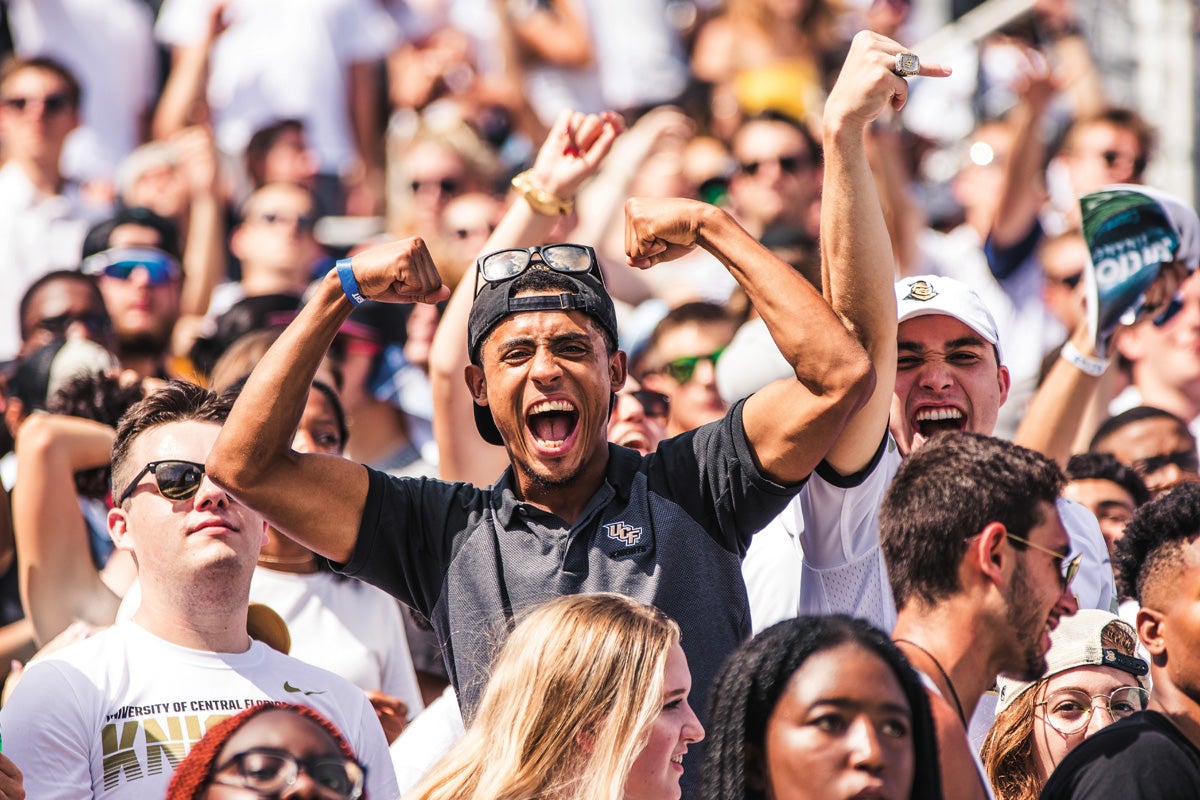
xmin=701 ymin=615 xmax=942 ymax=800
xmin=166 ymin=702 xmax=367 ymax=799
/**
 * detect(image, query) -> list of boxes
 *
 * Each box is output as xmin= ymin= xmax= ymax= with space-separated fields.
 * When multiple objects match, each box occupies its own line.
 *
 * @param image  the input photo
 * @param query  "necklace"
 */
xmin=257 ymin=552 xmax=317 ymax=566
xmin=894 ymin=638 xmax=967 ymax=726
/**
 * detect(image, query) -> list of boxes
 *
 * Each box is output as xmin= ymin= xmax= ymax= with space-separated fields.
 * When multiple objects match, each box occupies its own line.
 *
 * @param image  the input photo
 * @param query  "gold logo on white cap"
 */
xmin=906 ymin=280 xmax=938 ymax=302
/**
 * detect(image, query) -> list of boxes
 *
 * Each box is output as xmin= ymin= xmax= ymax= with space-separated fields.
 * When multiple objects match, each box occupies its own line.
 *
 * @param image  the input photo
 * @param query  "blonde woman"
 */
xmin=407 ymin=593 xmax=704 ymax=800
xmin=981 ymin=609 xmax=1150 ymax=800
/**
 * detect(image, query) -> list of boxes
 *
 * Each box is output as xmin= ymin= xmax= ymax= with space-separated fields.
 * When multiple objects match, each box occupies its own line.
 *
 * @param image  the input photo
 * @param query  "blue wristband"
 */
xmin=336 ymin=258 xmax=366 ymax=306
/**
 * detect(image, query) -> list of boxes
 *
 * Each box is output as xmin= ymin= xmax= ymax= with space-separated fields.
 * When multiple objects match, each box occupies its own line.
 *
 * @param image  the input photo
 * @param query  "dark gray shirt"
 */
xmin=338 ymin=399 xmax=799 ymax=718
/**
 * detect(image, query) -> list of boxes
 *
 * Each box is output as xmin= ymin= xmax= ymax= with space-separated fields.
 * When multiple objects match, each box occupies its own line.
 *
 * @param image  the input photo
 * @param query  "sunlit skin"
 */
xmin=1092 ymin=416 xmax=1199 ymax=498
xmin=466 ymin=299 xmax=625 ymax=519
xmin=888 ymin=315 xmax=1010 ymax=455
xmin=108 ymin=422 xmax=268 ymax=616
xmin=1063 ymin=478 xmax=1137 ymax=561
xmin=1030 ymin=665 xmax=1144 ymax=781
xmin=0 ymin=67 xmax=77 ymax=168
xmin=232 ymin=184 xmax=323 ymax=291
xmin=609 ymin=376 xmax=667 ymax=456
xmin=761 ymin=643 xmax=914 ymax=800
xmin=260 ymin=387 xmax=344 ymax=570
xmin=97 ymin=223 xmax=180 ymax=346
xmin=1063 ymin=123 xmax=1145 ymax=194
xmin=205 ymin=708 xmax=353 ymax=799
xmin=729 ymin=119 xmax=819 ymax=234
xmin=624 ymin=644 xmax=704 ymax=800
xmin=641 ymin=321 xmax=736 ymax=437
xmin=998 ymin=502 xmax=1080 ymax=682
xmin=19 ymin=276 xmax=115 ymax=356
xmin=1117 ymin=271 xmax=1200 ymax=418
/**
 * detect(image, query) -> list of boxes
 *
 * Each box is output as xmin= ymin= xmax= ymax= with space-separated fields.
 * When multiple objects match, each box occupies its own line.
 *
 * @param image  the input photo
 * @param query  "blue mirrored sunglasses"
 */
xmin=81 ymin=247 xmax=181 ymax=285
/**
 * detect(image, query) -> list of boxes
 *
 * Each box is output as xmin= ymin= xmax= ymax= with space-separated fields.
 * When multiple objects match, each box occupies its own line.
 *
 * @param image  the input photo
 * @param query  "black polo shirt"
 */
xmin=338 ymin=399 xmax=799 ymax=719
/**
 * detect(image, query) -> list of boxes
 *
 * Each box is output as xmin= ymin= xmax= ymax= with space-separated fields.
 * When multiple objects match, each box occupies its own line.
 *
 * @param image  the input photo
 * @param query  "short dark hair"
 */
xmin=1066 ymin=452 xmax=1151 ymax=507
xmin=82 ymin=207 xmax=182 ymax=260
xmin=881 ymin=432 xmax=1065 ymax=610
xmin=0 ymin=55 xmax=81 ymax=108
xmin=111 ymin=381 xmax=233 ymax=506
xmin=17 ymin=270 xmax=108 ymax=340
xmin=701 ymin=615 xmax=941 ymax=800
xmin=734 ymin=109 xmax=823 ymax=164
xmin=245 ymin=118 xmax=306 ymax=187
xmin=1089 ymin=406 xmax=1193 ymax=454
xmin=635 ymin=301 xmax=736 ymax=376
xmin=1061 ymin=107 xmax=1156 ymax=175
xmin=1115 ymin=482 xmax=1200 ymax=606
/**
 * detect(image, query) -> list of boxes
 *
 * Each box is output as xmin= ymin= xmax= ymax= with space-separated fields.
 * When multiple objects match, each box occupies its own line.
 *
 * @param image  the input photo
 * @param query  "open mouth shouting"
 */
xmin=910 ymin=406 xmax=966 ymax=449
xmin=526 ymin=399 xmax=580 ymax=453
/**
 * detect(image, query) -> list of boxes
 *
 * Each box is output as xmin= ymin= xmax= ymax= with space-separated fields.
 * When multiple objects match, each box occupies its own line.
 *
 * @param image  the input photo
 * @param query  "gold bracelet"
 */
xmin=511 ymin=169 xmax=573 ymax=216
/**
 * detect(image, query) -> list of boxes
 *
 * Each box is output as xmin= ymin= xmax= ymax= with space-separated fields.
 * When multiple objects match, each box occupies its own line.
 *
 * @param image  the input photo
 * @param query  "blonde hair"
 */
xmin=408 ymin=593 xmax=681 ymax=800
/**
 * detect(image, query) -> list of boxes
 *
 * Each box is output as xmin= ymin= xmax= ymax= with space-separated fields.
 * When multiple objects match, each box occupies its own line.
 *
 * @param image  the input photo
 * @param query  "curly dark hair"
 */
xmin=46 ymin=372 xmax=146 ymax=499
xmin=700 ymin=615 xmax=942 ymax=800
xmin=881 ymin=432 xmax=1064 ymax=610
xmin=1066 ymin=452 xmax=1151 ymax=507
xmin=1116 ymin=481 xmax=1200 ymax=606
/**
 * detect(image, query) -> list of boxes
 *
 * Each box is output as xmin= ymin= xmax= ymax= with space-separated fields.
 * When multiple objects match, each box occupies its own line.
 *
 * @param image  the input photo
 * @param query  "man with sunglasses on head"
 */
xmin=0 ymin=382 xmax=399 ymax=799
xmin=0 ymin=55 xmax=108 ymax=361
xmin=208 ymin=107 xmax=874 ymax=792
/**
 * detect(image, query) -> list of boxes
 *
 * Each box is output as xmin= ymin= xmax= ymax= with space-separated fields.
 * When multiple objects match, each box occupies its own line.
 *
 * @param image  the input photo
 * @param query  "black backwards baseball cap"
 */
xmin=466 ymin=248 xmax=619 ymax=446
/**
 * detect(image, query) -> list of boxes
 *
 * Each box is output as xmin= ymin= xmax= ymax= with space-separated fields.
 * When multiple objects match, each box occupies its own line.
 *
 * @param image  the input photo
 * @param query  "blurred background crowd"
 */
xmin=1 ymin=0 xmax=1200 ymax=796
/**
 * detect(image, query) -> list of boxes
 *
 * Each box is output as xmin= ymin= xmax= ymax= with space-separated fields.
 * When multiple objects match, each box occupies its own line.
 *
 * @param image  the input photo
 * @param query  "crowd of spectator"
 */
xmin=0 ymin=1 xmax=1199 ymax=798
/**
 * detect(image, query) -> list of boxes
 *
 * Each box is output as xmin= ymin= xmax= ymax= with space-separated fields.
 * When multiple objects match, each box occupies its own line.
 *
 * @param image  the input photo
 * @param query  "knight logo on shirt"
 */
xmin=905 ymin=280 xmax=938 ymax=302
xmin=604 ymin=521 xmax=643 ymax=547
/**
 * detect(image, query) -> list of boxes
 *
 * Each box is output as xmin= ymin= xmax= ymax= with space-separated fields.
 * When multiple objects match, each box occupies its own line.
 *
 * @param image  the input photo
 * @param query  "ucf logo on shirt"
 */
xmin=603 ymin=521 xmax=643 ymax=547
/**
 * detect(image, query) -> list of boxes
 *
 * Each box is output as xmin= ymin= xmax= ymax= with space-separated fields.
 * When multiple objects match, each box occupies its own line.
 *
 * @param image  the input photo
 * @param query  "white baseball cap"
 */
xmin=895 ymin=274 xmax=1003 ymax=363
xmin=994 ymin=609 xmax=1149 ymax=714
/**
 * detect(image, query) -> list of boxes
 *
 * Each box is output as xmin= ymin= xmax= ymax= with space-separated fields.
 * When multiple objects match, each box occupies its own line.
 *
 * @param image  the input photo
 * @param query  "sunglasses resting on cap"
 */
xmin=81 ymin=247 xmax=182 ymax=286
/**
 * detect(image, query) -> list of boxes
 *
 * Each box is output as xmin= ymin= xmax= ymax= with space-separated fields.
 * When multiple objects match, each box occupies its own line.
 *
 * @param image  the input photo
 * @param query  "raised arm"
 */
xmin=819 ymin=31 xmax=950 ymax=474
xmin=207 ymin=241 xmax=449 ymax=563
xmin=625 ymin=197 xmax=874 ymax=486
xmin=12 ymin=414 xmax=121 ymax=644
xmin=431 ymin=110 xmax=621 ymax=484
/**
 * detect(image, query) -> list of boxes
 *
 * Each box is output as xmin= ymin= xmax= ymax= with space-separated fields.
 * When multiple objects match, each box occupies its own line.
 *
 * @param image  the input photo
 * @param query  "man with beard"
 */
xmin=1042 ymin=482 xmax=1200 ymax=798
xmin=207 ymin=109 xmax=874 ymax=791
xmin=80 ymin=207 xmax=183 ymax=378
xmin=883 ymin=432 xmax=1079 ymax=800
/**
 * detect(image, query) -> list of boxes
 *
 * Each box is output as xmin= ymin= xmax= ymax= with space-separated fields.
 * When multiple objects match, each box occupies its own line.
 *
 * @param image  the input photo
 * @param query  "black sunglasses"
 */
xmin=738 ymin=154 xmax=812 ymax=177
xmin=117 ymin=460 xmax=206 ymax=505
xmin=1130 ymin=449 xmax=1200 ymax=478
xmin=252 ymin=211 xmax=316 ymax=232
xmin=1101 ymin=149 xmax=1148 ymax=177
xmin=34 ymin=311 xmax=111 ymax=338
xmin=474 ymin=244 xmax=602 ymax=294
xmin=625 ymin=389 xmax=670 ymax=419
xmin=1 ymin=92 xmax=72 ymax=114
xmin=411 ymin=177 xmax=462 ymax=195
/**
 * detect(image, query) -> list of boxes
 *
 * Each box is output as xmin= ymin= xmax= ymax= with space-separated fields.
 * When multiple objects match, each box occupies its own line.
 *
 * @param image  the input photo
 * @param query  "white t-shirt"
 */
xmin=743 ymin=435 xmax=1117 ymax=634
xmin=249 ymin=568 xmax=425 ymax=718
xmin=8 ymin=0 xmax=158 ymax=181
xmin=0 ymin=161 xmax=105 ymax=359
xmin=0 ymin=621 xmax=399 ymax=799
xmin=155 ymin=0 xmax=398 ymax=173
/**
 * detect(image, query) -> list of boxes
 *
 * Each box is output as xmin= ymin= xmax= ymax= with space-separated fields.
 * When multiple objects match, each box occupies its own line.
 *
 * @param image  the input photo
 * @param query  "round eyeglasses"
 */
xmin=209 ymin=747 xmax=365 ymax=799
xmin=1036 ymin=686 xmax=1149 ymax=735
